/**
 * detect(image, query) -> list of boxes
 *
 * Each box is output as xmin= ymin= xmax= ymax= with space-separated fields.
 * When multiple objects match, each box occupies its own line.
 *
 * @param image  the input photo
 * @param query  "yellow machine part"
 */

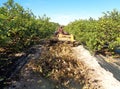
xmin=57 ymin=34 xmax=75 ymax=42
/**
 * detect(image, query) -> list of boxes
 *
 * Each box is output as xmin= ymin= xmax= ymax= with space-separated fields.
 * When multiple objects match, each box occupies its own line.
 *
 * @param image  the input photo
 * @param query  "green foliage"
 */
xmin=65 ymin=9 xmax=120 ymax=53
xmin=0 ymin=0 xmax=58 ymax=51
xmin=0 ymin=1 xmax=59 ymax=83
xmin=1 ymin=0 xmax=120 ymax=54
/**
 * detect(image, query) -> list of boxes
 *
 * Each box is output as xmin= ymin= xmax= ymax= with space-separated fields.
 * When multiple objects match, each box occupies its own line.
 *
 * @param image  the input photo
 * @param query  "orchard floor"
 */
xmin=5 ymin=45 xmax=120 ymax=89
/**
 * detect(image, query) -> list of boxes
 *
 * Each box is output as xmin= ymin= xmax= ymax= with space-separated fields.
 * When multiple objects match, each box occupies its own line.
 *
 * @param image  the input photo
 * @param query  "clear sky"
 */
xmin=0 ymin=0 xmax=120 ymax=25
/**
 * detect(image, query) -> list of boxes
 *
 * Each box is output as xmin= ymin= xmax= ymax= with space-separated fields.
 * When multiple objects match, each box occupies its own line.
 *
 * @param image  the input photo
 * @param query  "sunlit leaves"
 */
xmin=0 ymin=0 xmax=58 ymax=51
xmin=65 ymin=10 xmax=120 ymax=53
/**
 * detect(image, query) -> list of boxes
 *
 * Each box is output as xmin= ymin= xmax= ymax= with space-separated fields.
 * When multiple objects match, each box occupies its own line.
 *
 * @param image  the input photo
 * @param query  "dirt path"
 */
xmin=95 ymin=55 xmax=120 ymax=81
xmin=5 ymin=44 xmax=120 ymax=89
xmin=5 ymin=44 xmax=65 ymax=89
xmin=7 ymin=62 xmax=56 ymax=89
xmin=73 ymin=45 xmax=120 ymax=89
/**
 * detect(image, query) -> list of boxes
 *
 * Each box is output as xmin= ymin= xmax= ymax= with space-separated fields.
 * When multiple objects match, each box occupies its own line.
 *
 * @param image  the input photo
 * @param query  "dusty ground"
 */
xmin=6 ymin=43 xmax=84 ymax=89
xmin=7 ymin=63 xmax=57 ymax=89
xmin=95 ymin=54 xmax=120 ymax=81
xmin=73 ymin=45 xmax=120 ymax=89
xmin=5 ymin=44 xmax=120 ymax=89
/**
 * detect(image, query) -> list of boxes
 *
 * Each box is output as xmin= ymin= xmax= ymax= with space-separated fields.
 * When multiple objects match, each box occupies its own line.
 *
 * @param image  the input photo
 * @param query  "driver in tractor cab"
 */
xmin=54 ymin=25 xmax=69 ymax=36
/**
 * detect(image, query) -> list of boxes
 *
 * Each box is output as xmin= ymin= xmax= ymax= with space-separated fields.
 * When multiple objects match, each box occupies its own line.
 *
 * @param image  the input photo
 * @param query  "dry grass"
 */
xmin=0 ymin=47 xmax=6 ymax=52
xmin=28 ymin=42 xmax=85 ymax=88
xmin=28 ymin=42 xmax=102 ymax=89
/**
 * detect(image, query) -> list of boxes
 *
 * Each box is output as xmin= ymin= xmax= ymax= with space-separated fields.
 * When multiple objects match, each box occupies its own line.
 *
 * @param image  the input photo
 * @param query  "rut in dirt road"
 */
xmin=95 ymin=55 xmax=120 ymax=81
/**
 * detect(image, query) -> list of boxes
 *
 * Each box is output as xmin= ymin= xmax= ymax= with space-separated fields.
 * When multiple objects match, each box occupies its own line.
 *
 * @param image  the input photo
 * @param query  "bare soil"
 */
xmin=5 ymin=43 xmax=120 ymax=89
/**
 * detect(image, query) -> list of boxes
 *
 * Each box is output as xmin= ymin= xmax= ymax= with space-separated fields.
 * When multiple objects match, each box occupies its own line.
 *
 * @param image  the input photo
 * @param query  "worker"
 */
xmin=54 ymin=26 xmax=69 ymax=36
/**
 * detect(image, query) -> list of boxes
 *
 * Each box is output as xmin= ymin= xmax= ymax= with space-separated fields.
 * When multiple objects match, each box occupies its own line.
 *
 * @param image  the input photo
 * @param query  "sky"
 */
xmin=0 ymin=0 xmax=120 ymax=25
